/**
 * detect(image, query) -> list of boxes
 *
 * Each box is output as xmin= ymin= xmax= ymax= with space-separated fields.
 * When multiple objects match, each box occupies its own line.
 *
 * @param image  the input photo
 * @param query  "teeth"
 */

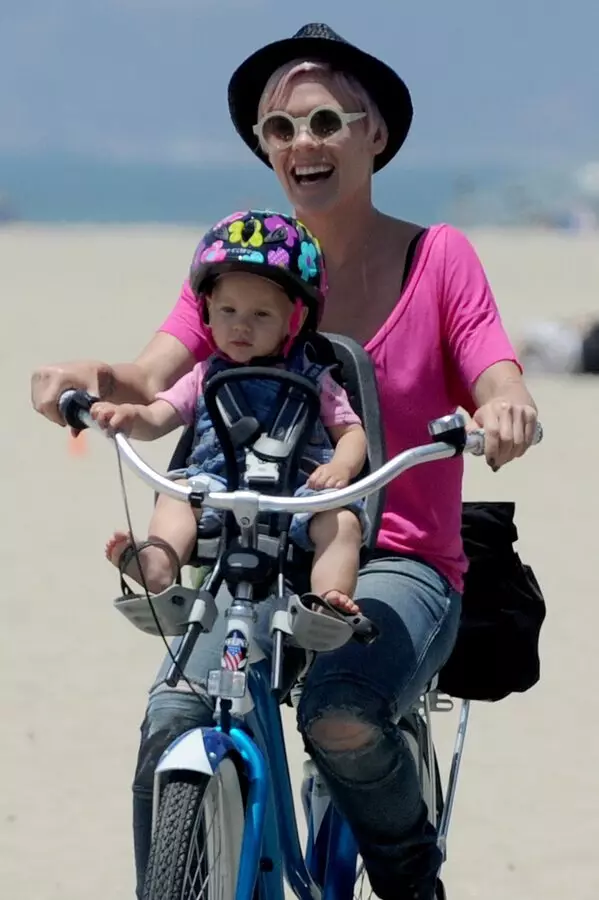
xmin=294 ymin=164 xmax=333 ymax=176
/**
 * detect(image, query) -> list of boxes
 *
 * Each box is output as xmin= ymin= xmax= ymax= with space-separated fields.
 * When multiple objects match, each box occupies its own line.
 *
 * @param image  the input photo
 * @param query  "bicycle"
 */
xmin=58 ymin=354 xmax=542 ymax=900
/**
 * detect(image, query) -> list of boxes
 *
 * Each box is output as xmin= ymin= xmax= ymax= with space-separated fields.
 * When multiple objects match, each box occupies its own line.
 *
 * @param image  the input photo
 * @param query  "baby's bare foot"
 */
xmin=105 ymin=530 xmax=133 ymax=568
xmin=322 ymin=590 xmax=361 ymax=616
xmin=104 ymin=532 xmax=179 ymax=594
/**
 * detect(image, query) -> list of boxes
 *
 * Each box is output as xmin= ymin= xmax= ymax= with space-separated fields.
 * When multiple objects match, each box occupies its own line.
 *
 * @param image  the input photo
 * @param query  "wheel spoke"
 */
xmin=183 ymin=777 xmax=224 ymax=899
xmin=353 ymin=860 xmax=374 ymax=900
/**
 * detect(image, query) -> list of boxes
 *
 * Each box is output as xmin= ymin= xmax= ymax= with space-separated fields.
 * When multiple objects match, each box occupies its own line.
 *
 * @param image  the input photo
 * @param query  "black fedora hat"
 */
xmin=228 ymin=22 xmax=413 ymax=173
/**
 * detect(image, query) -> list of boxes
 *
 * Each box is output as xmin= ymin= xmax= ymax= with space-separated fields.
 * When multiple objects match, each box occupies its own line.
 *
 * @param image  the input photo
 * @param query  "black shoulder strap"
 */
xmin=398 ymin=221 xmax=427 ymax=293
xmin=300 ymin=332 xmax=344 ymax=386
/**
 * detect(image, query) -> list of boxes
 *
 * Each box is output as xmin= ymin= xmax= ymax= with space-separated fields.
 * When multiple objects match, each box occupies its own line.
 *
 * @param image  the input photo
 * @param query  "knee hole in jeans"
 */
xmin=308 ymin=712 xmax=381 ymax=753
xmin=305 ymin=712 xmax=400 ymax=786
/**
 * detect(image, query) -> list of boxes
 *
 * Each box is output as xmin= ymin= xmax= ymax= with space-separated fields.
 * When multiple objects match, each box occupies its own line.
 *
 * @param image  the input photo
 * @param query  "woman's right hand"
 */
xmin=30 ymin=360 xmax=108 ymax=426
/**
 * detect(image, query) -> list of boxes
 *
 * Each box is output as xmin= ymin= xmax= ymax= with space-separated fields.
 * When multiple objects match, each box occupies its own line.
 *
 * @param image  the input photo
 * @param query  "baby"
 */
xmin=91 ymin=209 xmax=369 ymax=614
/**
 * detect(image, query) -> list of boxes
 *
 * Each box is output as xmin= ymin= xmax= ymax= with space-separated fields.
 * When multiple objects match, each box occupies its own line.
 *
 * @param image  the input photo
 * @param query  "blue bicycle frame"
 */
xmin=242 ymin=659 xmax=359 ymax=900
xmin=155 ymin=655 xmax=360 ymax=900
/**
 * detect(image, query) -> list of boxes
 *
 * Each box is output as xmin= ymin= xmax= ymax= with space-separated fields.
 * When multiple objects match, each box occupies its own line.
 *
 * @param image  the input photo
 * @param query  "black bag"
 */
xmin=437 ymin=501 xmax=546 ymax=702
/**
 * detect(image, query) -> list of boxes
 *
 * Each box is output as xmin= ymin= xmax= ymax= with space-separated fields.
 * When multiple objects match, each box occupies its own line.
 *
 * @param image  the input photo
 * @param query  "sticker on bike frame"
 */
xmin=222 ymin=629 xmax=249 ymax=672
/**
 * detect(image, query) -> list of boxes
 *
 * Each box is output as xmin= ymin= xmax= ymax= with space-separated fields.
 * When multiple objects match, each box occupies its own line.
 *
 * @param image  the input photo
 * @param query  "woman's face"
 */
xmin=261 ymin=74 xmax=384 ymax=218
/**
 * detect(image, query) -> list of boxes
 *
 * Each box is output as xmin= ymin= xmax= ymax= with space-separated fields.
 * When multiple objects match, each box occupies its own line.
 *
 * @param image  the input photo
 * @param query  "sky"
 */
xmin=1 ymin=0 xmax=597 ymax=168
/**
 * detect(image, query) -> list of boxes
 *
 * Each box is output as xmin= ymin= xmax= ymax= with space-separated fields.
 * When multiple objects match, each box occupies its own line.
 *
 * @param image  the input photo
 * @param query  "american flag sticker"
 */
xmin=222 ymin=629 xmax=249 ymax=672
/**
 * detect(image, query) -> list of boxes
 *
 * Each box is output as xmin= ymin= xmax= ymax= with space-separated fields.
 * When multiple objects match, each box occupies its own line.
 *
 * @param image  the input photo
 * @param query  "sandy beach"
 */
xmin=1 ymin=223 xmax=598 ymax=899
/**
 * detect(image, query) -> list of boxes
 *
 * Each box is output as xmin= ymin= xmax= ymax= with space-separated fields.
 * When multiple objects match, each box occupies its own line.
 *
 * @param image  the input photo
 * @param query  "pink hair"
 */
xmin=257 ymin=59 xmax=387 ymax=151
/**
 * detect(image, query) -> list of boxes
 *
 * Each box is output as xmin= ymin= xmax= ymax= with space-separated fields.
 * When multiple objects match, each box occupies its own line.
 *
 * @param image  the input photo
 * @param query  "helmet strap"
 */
xmin=282 ymin=299 xmax=305 ymax=356
xmin=199 ymin=294 xmax=219 ymax=353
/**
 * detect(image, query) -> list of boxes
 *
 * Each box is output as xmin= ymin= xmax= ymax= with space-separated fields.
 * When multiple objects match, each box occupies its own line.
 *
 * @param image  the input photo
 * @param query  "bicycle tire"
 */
xmin=142 ymin=758 xmax=245 ymax=900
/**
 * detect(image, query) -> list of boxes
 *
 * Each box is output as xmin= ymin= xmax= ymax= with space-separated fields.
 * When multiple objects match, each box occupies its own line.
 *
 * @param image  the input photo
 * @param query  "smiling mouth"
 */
xmin=291 ymin=164 xmax=335 ymax=185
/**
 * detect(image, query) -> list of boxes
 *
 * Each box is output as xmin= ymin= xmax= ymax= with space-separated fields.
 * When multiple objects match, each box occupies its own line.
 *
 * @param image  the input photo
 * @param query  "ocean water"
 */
xmin=0 ymin=152 xmax=578 ymax=227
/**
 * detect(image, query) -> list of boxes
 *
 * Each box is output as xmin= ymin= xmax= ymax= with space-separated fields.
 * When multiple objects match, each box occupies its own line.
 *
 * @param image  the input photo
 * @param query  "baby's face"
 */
xmin=206 ymin=272 xmax=294 ymax=362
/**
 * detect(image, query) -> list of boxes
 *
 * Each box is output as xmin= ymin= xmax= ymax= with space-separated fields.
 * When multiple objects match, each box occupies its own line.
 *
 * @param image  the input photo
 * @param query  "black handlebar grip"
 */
xmin=58 ymin=389 xmax=99 ymax=431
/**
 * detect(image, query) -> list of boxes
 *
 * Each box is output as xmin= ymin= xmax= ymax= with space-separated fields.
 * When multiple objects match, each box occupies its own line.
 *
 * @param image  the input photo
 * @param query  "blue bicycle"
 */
xmin=59 ymin=340 xmax=541 ymax=900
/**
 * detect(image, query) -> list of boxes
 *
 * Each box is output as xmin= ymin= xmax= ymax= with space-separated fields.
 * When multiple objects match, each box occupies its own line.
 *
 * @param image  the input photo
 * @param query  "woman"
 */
xmin=31 ymin=23 xmax=538 ymax=900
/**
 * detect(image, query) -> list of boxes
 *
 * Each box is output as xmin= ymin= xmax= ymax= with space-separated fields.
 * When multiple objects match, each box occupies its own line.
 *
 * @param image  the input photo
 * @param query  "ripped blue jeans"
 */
xmin=132 ymin=554 xmax=461 ymax=899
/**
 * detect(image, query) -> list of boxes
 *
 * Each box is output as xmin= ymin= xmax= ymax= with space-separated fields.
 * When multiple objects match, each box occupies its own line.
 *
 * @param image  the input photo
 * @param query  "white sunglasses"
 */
xmin=253 ymin=106 xmax=366 ymax=150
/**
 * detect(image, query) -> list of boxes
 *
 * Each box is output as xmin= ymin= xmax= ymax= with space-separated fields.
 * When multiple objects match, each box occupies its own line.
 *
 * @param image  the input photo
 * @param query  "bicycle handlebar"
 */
xmin=58 ymin=390 xmax=543 ymax=521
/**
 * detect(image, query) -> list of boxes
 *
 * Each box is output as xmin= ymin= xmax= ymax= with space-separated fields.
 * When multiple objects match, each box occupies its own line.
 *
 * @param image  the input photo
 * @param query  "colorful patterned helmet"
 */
xmin=189 ymin=209 xmax=327 ymax=333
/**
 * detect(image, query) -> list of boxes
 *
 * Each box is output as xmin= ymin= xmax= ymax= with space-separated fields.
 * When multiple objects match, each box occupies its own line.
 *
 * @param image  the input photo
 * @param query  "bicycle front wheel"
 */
xmin=142 ymin=758 xmax=245 ymax=900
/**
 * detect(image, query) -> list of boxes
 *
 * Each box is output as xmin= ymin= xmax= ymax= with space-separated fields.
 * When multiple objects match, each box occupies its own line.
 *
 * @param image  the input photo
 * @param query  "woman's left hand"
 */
xmin=470 ymin=398 xmax=538 ymax=470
